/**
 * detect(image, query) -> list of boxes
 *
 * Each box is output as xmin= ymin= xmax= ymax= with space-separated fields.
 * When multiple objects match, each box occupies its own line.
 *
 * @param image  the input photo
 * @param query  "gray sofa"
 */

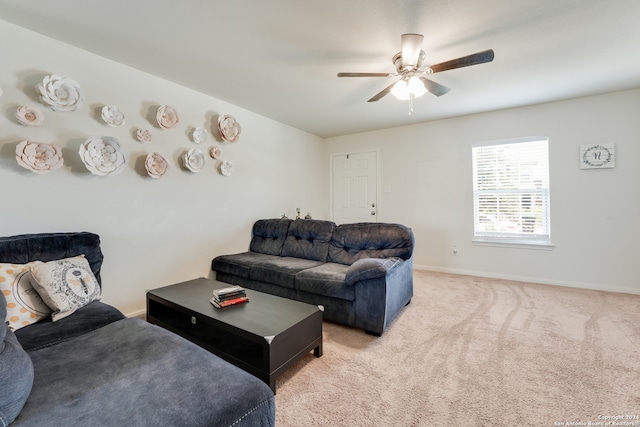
xmin=212 ymin=219 xmax=414 ymax=336
xmin=1 ymin=232 xmax=275 ymax=427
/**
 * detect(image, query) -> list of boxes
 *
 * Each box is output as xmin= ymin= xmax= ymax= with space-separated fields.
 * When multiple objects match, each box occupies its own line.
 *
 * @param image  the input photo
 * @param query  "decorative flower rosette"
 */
xmin=157 ymin=105 xmax=179 ymax=129
xmin=15 ymin=140 xmax=64 ymax=174
xmin=217 ymin=114 xmax=241 ymax=143
xmin=78 ymin=136 xmax=126 ymax=176
xmin=101 ymin=105 xmax=126 ymax=127
xmin=16 ymin=106 xmax=45 ymax=126
xmin=145 ymin=152 xmax=169 ymax=178
xmin=36 ymin=74 xmax=84 ymax=112
xmin=219 ymin=160 xmax=234 ymax=177
xmin=182 ymin=148 xmax=205 ymax=173
xmin=136 ymin=129 xmax=153 ymax=142
xmin=192 ymin=127 xmax=208 ymax=144
xmin=209 ymin=145 xmax=222 ymax=159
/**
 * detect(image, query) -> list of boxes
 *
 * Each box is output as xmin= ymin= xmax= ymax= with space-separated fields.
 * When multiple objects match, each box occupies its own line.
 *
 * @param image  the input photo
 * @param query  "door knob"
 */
xmin=371 ymin=211 xmax=376 ymax=216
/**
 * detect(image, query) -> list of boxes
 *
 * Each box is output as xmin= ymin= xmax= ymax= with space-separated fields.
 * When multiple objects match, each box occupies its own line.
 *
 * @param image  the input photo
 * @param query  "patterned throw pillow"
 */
xmin=29 ymin=255 xmax=101 ymax=322
xmin=0 ymin=263 xmax=52 ymax=331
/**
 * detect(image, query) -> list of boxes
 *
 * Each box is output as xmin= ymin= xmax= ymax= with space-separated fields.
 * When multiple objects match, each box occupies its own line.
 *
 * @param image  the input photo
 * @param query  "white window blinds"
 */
xmin=472 ymin=137 xmax=551 ymax=243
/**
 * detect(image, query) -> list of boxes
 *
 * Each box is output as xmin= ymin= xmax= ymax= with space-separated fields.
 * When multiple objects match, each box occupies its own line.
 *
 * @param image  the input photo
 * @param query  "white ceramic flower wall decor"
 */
xmin=145 ymin=152 xmax=169 ymax=178
xmin=217 ymin=114 xmax=241 ymax=143
xmin=182 ymin=149 xmax=205 ymax=173
xmin=101 ymin=105 xmax=125 ymax=127
xmin=15 ymin=140 xmax=64 ymax=174
xmin=136 ymin=129 xmax=153 ymax=142
xmin=15 ymin=106 xmax=45 ymax=126
xmin=36 ymin=74 xmax=84 ymax=112
xmin=219 ymin=160 xmax=234 ymax=177
xmin=157 ymin=105 xmax=179 ymax=129
xmin=192 ymin=127 xmax=208 ymax=144
xmin=79 ymin=136 xmax=126 ymax=176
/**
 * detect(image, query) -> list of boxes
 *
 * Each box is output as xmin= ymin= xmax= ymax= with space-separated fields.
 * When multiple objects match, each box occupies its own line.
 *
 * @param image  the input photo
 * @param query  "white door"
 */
xmin=331 ymin=151 xmax=378 ymax=223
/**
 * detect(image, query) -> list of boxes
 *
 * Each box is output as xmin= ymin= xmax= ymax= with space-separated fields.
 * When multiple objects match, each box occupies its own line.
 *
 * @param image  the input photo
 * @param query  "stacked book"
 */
xmin=210 ymin=285 xmax=249 ymax=308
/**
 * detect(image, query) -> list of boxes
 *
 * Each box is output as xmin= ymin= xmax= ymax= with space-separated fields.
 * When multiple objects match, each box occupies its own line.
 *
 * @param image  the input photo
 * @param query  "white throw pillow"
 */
xmin=29 ymin=255 xmax=101 ymax=321
xmin=0 ymin=262 xmax=52 ymax=331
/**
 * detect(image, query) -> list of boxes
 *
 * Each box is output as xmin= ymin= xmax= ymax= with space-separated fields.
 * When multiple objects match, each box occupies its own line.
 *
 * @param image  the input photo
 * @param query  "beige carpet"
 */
xmin=274 ymin=270 xmax=640 ymax=426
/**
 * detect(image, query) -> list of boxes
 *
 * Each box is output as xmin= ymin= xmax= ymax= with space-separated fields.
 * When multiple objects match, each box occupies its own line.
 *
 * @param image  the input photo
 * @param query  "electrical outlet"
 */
xmin=452 ymin=245 xmax=458 ymax=255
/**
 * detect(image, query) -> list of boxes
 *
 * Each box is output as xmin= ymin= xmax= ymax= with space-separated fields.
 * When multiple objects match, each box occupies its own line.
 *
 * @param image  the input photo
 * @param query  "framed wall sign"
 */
xmin=580 ymin=143 xmax=615 ymax=169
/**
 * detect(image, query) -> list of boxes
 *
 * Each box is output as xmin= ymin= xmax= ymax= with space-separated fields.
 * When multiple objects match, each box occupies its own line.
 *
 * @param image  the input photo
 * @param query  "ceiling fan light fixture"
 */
xmin=391 ymin=80 xmax=410 ymax=100
xmin=408 ymin=76 xmax=427 ymax=97
xmin=391 ymin=77 xmax=427 ymax=100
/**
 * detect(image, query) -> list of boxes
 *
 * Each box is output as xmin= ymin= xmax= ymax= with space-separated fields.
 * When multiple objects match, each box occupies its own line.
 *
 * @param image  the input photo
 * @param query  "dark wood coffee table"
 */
xmin=146 ymin=277 xmax=323 ymax=393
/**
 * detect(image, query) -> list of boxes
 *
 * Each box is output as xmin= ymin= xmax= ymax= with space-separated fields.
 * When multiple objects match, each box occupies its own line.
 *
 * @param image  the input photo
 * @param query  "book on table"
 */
xmin=212 ymin=285 xmax=246 ymax=301
xmin=210 ymin=295 xmax=249 ymax=309
xmin=211 ymin=285 xmax=248 ymax=308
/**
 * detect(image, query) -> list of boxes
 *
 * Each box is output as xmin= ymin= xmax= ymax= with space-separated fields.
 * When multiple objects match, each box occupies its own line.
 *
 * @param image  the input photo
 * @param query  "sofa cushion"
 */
xmin=328 ymin=222 xmax=414 ymax=265
xmin=212 ymin=252 xmax=283 ymax=279
xmin=15 ymin=318 xmax=276 ymax=426
xmin=0 ymin=232 xmax=104 ymax=285
xmin=281 ymin=219 xmax=335 ymax=261
xmin=0 ymin=262 xmax=52 ymax=331
xmin=249 ymin=257 xmax=324 ymax=289
xmin=15 ymin=301 xmax=125 ymax=351
xmin=0 ymin=292 xmax=34 ymax=426
xmin=249 ymin=218 xmax=291 ymax=256
xmin=295 ymin=263 xmax=355 ymax=301
xmin=29 ymin=255 xmax=101 ymax=321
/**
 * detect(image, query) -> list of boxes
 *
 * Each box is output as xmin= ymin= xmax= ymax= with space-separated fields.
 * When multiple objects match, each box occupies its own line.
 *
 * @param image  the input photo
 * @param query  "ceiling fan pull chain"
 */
xmin=409 ymin=92 xmax=414 ymax=115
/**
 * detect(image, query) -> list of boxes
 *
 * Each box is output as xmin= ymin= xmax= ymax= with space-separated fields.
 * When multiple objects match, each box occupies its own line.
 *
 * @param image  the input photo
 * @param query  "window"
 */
xmin=472 ymin=136 xmax=551 ymax=247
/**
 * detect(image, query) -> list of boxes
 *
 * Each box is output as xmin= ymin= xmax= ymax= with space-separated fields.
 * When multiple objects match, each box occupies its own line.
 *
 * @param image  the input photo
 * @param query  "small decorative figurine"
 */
xmin=295 ymin=208 xmax=301 ymax=220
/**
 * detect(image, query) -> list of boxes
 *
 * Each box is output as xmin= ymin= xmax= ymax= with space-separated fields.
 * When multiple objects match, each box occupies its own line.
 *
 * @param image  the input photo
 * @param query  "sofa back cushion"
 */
xmin=0 ymin=232 xmax=104 ymax=286
xmin=281 ymin=220 xmax=335 ymax=262
xmin=328 ymin=222 xmax=414 ymax=265
xmin=249 ymin=219 xmax=292 ymax=256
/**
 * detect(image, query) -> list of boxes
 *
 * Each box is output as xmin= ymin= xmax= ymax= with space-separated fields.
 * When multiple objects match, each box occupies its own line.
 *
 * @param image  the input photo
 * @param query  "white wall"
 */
xmin=0 ymin=20 xmax=328 ymax=315
xmin=326 ymin=90 xmax=640 ymax=294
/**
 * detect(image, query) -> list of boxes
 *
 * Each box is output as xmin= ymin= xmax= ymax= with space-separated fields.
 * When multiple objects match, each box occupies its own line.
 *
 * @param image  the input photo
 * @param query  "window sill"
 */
xmin=472 ymin=238 xmax=555 ymax=250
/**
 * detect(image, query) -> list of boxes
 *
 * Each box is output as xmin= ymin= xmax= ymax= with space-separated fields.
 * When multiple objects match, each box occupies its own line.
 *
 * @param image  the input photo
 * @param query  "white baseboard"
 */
xmin=413 ymin=264 xmax=640 ymax=295
xmin=126 ymin=308 xmax=147 ymax=320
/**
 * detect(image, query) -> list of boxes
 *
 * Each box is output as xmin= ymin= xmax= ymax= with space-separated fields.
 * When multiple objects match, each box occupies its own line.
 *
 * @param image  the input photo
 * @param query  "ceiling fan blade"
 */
xmin=401 ymin=33 xmax=424 ymax=69
xmin=367 ymin=81 xmax=398 ymax=102
xmin=337 ymin=72 xmax=394 ymax=77
xmin=429 ymin=49 xmax=495 ymax=74
xmin=418 ymin=77 xmax=451 ymax=97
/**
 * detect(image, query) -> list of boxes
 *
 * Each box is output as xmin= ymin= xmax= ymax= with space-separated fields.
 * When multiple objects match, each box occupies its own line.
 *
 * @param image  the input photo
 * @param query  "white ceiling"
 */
xmin=2 ymin=0 xmax=640 ymax=138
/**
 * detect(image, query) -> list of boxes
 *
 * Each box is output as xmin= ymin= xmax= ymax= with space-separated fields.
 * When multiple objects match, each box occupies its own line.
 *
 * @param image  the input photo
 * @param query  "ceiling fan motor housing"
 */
xmin=393 ymin=51 xmax=427 ymax=74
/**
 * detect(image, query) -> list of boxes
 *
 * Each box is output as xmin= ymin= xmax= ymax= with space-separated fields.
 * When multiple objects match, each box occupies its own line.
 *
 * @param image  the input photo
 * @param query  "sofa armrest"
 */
xmin=345 ymin=257 xmax=403 ymax=286
xmin=352 ymin=257 xmax=413 ymax=335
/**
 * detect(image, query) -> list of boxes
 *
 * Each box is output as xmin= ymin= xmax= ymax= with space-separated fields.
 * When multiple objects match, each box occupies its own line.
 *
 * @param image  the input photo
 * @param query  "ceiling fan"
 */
xmin=338 ymin=34 xmax=494 ymax=113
